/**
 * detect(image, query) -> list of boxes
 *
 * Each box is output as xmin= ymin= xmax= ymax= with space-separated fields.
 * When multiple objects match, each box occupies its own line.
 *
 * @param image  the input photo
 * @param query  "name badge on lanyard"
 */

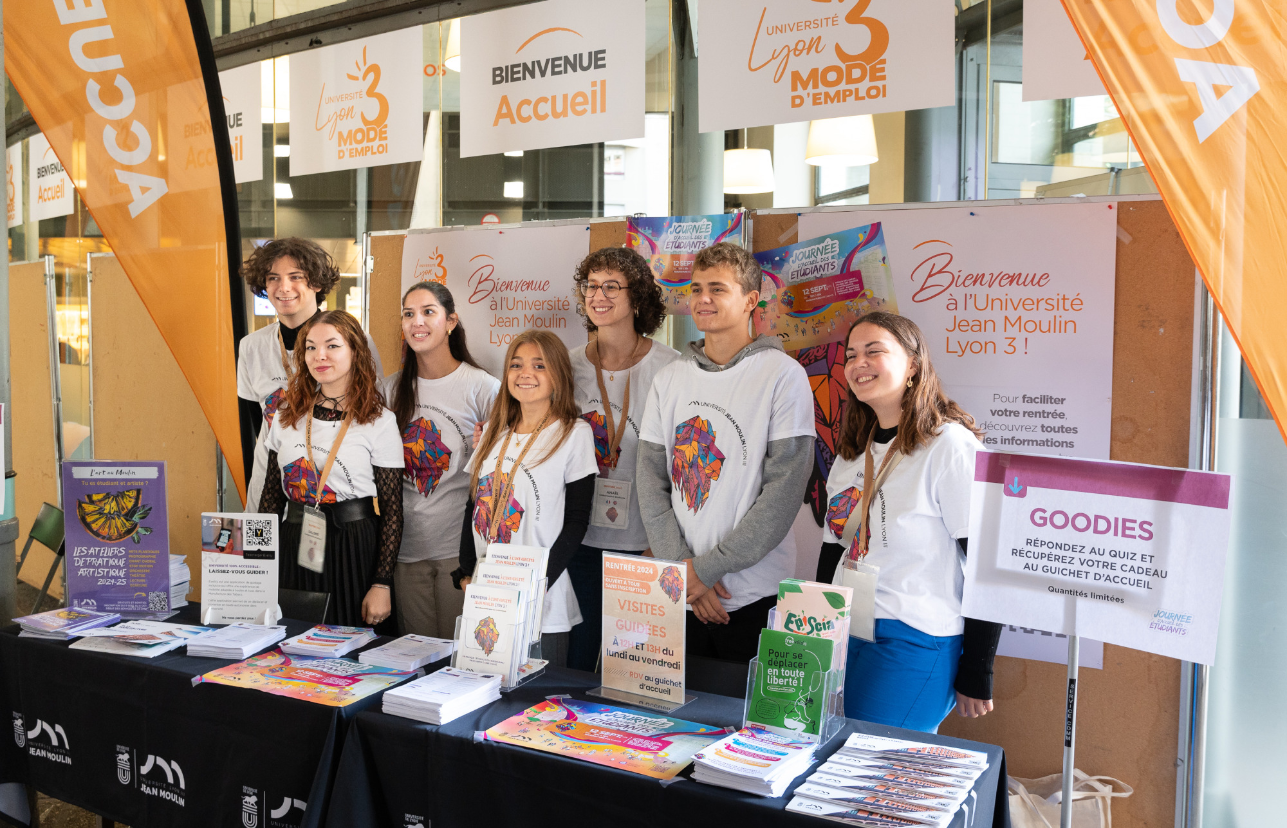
xmin=841 ymin=430 xmax=903 ymax=642
xmin=297 ymin=409 xmax=353 ymax=574
xmin=588 ymin=344 xmax=636 ymax=531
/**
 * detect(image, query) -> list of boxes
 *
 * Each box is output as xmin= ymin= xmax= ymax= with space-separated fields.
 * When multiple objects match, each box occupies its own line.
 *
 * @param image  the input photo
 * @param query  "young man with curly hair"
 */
xmin=237 ymin=238 xmax=382 ymax=510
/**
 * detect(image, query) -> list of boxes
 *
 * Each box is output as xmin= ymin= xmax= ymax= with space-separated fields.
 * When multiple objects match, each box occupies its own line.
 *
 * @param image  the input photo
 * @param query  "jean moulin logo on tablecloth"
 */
xmin=22 ymin=717 xmax=71 ymax=764
xmin=404 ymin=815 xmax=425 ymax=828
xmin=12 ymin=712 xmax=23 ymax=748
xmin=115 ymin=746 xmax=131 ymax=785
xmin=241 ymin=786 xmax=308 ymax=828
xmin=138 ymin=752 xmax=186 ymax=806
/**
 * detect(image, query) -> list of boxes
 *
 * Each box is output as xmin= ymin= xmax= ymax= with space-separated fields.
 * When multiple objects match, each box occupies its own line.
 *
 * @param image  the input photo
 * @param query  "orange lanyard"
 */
xmin=485 ymin=415 xmax=549 ymax=541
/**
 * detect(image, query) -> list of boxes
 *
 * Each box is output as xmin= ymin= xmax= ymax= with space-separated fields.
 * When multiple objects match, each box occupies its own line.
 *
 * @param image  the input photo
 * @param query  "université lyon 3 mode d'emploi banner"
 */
xmin=698 ymin=0 xmax=954 ymax=132
xmin=801 ymin=202 xmax=1117 ymax=460
xmin=62 ymin=461 xmax=172 ymax=616
xmin=401 ymin=224 xmax=590 ymax=376
xmin=964 ymin=452 xmax=1232 ymax=665
xmin=459 ymin=0 xmax=645 ymax=158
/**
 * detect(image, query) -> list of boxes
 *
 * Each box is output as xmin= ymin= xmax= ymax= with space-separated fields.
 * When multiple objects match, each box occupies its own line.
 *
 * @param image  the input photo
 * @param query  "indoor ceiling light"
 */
xmin=274 ymin=144 xmax=290 ymax=157
xmin=504 ymin=150 xmax=524 ymax=157
xmin=274 ymin=182 xmax=293 ymax=199
xmin=444 ymin=19 xmax=461 ymax=72
xmin=503 ymin=180 xmax=524 ymax=199
xmin=723 ymin=147 xmax=775 ymax=194
xmin=260 ymin=56 xmax=290 ymax=124
xmin=805 ymin=114 xmax=879 ymax=167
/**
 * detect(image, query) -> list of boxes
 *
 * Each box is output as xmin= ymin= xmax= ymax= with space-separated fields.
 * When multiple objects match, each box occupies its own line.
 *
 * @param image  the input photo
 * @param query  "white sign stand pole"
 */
xmin=1061 ymin=634 xmax=1080 ymax=828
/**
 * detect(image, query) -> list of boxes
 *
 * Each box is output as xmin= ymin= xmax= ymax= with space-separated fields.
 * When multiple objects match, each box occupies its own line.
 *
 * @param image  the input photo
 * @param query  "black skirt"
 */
xmin=280 ymin=514 xmax=397 ymax=635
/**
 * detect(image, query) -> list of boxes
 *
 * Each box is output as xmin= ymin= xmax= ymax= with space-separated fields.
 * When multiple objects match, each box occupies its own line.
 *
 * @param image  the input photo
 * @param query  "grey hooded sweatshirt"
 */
xmin=636 ymin=335 xmax=814 ymax=590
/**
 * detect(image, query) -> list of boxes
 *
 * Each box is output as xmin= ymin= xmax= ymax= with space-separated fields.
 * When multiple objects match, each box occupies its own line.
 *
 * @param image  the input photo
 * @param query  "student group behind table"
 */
xmin=237 ymin=238 xmax=382 ymax=511
xmin=259 ymin=310 xmax=404 ymax=632
xmin=452 ymin=330 xmax=599 ymax=667
xmin=383 ymin=280 xmax=499 ymax=640
xmin=816 ymin=311 xmax=1002 ymax=733
xmin=637 ymin=242 xmax=815 ymax=665
xmin=565 ymin=246 xmax=680 ymax=672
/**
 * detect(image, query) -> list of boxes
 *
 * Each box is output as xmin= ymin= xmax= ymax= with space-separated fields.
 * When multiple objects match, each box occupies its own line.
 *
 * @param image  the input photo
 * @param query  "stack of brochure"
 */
xmin=280 ymin=625 xmax=377 ymax=657
xmin=169 ymin=554 xmax=192 ymax=609
xmin=17 ymin=608 xmax=121 ymax=640
xmin=70 ymin=620 xmax=215 ymax=658
xmin=359 ymin=634 xmax=455 ymax=670
xmin=382 ymin=667 xmax=502 ymax=725
xmin=187 ymin=623 xmax=288 ymax=659
xmin=454 ymin=544 xmax=551 ymax=686
xmin=692 ymin=726 xmax=819 ymax=797
xmin=786 ymin=734 xmax=989 ymax=826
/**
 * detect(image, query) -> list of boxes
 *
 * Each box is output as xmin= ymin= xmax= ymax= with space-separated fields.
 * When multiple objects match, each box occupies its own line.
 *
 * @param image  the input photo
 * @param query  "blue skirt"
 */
xmin=843 ymin=618 xmax=963 ymax=734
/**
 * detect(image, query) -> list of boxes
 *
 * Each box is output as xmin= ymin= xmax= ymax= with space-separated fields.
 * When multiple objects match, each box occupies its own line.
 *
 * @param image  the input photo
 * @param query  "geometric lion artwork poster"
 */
xmin=796 ymin=342 xmax=849 ymax=526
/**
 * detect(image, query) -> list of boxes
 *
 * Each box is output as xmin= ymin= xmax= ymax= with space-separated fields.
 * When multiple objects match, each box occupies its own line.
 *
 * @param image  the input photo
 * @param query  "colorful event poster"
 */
xmin=754 ymin=223 xmax=898 ymax=351
xmin=63 ymin=461 xmax=171 ymax=617
xmin=196 ymin=649 xmax=417 ymax=707
xmin=484 ymin=697 xmax=728 ymax=779
xmin=601 ymin=554 xmax=687 ymax=705
xmin=200 ymin=512 xmax=280 ymax=624
xmin=628 ymin=213 xmax=744 ymax=314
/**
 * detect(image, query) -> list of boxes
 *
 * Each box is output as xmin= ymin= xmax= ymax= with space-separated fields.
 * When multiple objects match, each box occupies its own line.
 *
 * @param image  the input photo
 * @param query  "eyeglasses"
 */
xmin=579 ymin=281 xmax=623 ymax=298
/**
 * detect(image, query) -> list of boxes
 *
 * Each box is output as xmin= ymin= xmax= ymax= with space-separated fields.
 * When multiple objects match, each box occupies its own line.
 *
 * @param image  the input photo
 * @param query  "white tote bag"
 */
xmin=1008 ymin=769 xmax=1133 ymax=828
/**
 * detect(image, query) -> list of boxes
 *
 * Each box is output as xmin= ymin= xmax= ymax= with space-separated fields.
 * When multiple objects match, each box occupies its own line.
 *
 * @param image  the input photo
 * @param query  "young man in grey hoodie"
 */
xmin=637 ymin=242 xmax=815 ymax=663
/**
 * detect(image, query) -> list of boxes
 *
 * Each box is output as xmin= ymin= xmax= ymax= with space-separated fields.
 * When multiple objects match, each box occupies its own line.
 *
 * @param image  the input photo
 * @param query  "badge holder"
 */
xmin=742 ymin=632 xmax=846 ymax=747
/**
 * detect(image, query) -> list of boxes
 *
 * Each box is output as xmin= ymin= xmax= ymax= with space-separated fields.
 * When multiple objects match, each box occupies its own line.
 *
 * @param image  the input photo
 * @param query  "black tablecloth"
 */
xmin=0 ymin=605 xmax=412 ymax=828
xmin=326 ymin=667 xmax=1009 ymax=828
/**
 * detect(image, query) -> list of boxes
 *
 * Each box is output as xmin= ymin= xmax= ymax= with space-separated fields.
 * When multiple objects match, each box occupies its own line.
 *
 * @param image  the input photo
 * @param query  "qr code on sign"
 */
xmin=243 ymin=518 xmax=277 ymax=551
xmin=147 ymin=591 xmax=168 ymax=612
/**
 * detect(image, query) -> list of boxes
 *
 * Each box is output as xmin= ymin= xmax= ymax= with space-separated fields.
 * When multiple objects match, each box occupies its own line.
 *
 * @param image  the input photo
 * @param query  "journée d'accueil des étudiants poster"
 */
xmin=628 ymin=213 xmax=744 ymax=315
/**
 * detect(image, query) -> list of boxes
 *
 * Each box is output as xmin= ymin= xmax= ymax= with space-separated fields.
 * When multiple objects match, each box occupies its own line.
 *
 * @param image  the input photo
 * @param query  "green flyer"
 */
xmin=749 ymin=629 xmax=833 ymax=738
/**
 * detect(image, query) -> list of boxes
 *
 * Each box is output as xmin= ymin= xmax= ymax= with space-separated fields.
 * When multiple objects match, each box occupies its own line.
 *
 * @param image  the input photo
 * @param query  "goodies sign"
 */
xmin=289 ymin=28 xmax=423 ymax=176
xmin=459 ymin=0 xmax=645 ymax=158
xmin=963 ymin=452 xmax=1232 ymax=664
xmin=400 ymin=225 xmax=590 ymax=376
xmin=698 ymin=0 xmax=954 ymax=132
xmin=801 ymin=202 xmax=1117 ymax=460
xmin=64 ymin=461 xmax=171 ymax=616
xmin=1022 ymin=0 xmax=1106 ymax=102
xmin=601 ymin=553 xmax=688 ymax=706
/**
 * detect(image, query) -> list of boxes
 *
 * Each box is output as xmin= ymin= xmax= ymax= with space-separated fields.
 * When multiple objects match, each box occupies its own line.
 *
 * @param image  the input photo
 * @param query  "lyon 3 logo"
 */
xmin=315 ymin=45 xmax=391 ymax=161
xmin=412 ymin=247 xmax=448 ymax=284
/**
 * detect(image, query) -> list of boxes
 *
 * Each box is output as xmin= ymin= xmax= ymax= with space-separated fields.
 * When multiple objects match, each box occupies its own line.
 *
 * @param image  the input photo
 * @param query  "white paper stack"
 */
xmin=69 ymin=620 xmax=215 ymax=658
xmin=187 ymin=623 xmax=288 ymax=658
xmin=692 ymin=727 xmax=818 ymax=797
xmin=169 ymin=554 xmax=191 ymax=609
xmin=382 ymin=667 xmax=502 ymax=725
xmin=359 ymin=634 xmax=454 ymax=670
xmin=16 ymin=608 xmax=121 ymax=640
xmin=786 ymin=733 xmax=988 ymax=826
xmin=280 ymin=625 xmax=377 ymax=657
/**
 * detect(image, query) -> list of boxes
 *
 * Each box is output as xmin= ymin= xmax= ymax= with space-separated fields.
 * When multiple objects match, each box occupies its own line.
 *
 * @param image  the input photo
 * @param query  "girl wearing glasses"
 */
xmin=565 ymin=247 xmax=678 ymax=672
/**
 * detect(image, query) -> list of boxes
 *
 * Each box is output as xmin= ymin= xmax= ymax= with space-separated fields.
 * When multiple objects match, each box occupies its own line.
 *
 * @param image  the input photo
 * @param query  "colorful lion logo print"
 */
xmin=671 ymin=416 xmax=725 ymax=513
xmin=263 ymin=388 xmax=285 ymax=427
xmin=826 ymin=486 xmax=861 ymax=539
xmin=403 ymin=418 xmax=452 ymax=497
xmin=659 ymin=565 xmax=684 ymax=604
xmin=474 ymin=616 xmax=500 ymax=656
xmin=473 ymin=472 xmax=524 ymax=542
xmin=581 ymin=411 xmax=622 ymax=474
xmin=282 ymin=459 xmax=338 ymax=504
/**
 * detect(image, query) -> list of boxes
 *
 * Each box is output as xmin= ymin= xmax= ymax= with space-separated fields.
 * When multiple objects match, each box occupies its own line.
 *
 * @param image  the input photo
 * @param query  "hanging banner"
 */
xmin=753 ymin=222 xmax=898 ymax=352
xmin=6 ymin=0 xmax=248 ymax=501
xmin=627 ymin=213 xmax=744 ymax=315
xmin=27 ymin=132 xmax=74 ymax=222
xmin=288 ymin=27 xmax=424 ymax=176
xmin=400 ymin=224 xmax=590 ymax=376
xmin=801 ymin=202 xmax=1117 ymax=461
xmin=459 ymin=0 xmax=646 ymax=158
xmin=6 ymin=144 xmax=21 ymax=228
xmin=217 ymin=62 xmax=263 ymax=184
xmin=964 ymin=452 xmax=1232 ymax=665
xmin=1023 ymin=0 xmax=1106 ymax=101
xmin=698 ymin=0 xmax=954 ymax=132
xmin=1061 ymin=3 xmax=1287 ymax=445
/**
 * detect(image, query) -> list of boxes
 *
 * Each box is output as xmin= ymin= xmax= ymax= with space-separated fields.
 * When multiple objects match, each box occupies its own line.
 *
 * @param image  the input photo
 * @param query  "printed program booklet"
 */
xmin=456 ymin=583 xmax=526 ymax=683
xmin=16 ymin=607 xmax=120 ymax=639
xmin=748 ymin=629 xmax=834 ymax=738
xmin=774 ymin=579 xmax=852 ymax=669
xmin=691 ymin=726 xmax=819 ymax=796
xmin=70 ymin=620 xmax=214 ymax=658
xmin=481 ymin=543 xmax=548 ymax=644
xmin=382 ymin=667 xmax=501 ymax=725
xmin=359 ymin=634 xmax=454 ymax=671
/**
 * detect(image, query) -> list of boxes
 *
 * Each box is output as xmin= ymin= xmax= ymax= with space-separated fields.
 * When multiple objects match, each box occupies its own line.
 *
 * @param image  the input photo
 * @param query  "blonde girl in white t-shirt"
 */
xmin=453 ymin=330 xmax=599 ymax=666
xmin=821 ymin=311 xmax=1000 ymax=734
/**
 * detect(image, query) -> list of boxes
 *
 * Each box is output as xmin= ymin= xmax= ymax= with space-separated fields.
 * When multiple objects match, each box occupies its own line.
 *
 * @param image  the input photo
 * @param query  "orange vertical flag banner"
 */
xmin=1061 ymin=0 xmax=1287 ymax=439
xmin=6 ymin=0 xmax=247 ymax=501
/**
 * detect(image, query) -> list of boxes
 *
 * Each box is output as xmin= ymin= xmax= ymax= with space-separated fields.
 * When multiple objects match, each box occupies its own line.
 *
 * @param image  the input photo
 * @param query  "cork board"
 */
xmin=89 ymin=256 xmax=216 ymax=600
xmin=366 ymin=220 xmax=630 ymax=374
xmin=751 ymin=199 xmax=1194 ymax=828
xmin=8 ymin=260 xmax=63 ymax=598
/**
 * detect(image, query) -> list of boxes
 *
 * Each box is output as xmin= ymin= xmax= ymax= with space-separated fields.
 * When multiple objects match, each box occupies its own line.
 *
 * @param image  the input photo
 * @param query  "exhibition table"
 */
xmin=0 ymin=605 xmax=414 ymax=828
xmin=326 ymin=667 xmax=1010 ymax=828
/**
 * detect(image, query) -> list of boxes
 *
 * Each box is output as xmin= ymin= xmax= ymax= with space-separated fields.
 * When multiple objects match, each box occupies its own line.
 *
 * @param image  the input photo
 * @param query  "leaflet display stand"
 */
xmin=743 ymin=658 xmax=845 ymax=747
xmin=451 ymin=615 xmax=545 ymax=692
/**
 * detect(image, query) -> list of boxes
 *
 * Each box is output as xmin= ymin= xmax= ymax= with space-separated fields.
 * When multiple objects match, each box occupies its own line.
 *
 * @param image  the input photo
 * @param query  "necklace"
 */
xmin=319 ymin=391 xmax=346 ymax=409
xmin=595 ymin=335 xmax=644 ymax=382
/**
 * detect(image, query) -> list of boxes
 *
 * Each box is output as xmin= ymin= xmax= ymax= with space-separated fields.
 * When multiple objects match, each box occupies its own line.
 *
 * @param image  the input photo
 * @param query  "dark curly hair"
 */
xmin=241 ymin=238 xmax=342 ymax=302
xmin=572 ymin=246 xmax=667 ymax=336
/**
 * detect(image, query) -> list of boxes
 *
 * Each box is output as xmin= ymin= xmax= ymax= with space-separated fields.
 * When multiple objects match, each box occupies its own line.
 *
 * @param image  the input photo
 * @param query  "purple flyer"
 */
xmin=63 ymin=461 xmax=171 ymax=617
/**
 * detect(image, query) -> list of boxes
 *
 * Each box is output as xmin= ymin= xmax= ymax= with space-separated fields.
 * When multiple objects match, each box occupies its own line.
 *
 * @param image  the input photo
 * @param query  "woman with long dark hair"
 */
xmin=818 ymin=311 xmax=1001 ymax=733
xmin=259 ymin=310 xmax=403 ymax=630
xmin=382 ymin=282 xmax=499 ymax=638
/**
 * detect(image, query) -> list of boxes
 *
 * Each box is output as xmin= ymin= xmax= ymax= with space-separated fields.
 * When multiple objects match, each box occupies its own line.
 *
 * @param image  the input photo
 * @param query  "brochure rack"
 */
xmin=451 ymin=615 xmax=545 ymax=692
xmin=742 ymin=656 xmax=845 ymax=747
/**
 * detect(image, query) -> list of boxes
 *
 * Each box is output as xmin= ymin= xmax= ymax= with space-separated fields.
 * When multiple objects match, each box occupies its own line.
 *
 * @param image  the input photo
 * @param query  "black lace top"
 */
xmin=258 ymin=404 xmax=402 ymax=584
